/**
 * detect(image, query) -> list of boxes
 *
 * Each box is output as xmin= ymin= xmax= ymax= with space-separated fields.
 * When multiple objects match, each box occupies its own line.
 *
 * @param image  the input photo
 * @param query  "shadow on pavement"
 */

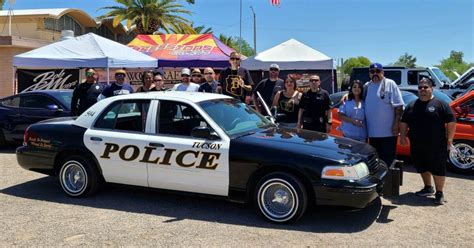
xmin=384 ymin=193 xmax=437 ymax=207
xmin=1 ymin=176 xmax=385 ymax=233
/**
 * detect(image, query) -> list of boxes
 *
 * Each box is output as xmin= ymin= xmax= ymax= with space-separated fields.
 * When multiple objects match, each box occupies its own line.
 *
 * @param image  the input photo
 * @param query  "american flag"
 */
xmin=271 ymin=0 xmax=280 ymax=6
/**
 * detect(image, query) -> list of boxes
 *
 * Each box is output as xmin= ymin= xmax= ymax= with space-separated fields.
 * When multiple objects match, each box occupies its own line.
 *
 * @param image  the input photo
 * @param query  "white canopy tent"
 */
xmin=241 ymin=38 xmax=333 ymax=70
xmin=13 ymin=33 xmax=157 ymax=83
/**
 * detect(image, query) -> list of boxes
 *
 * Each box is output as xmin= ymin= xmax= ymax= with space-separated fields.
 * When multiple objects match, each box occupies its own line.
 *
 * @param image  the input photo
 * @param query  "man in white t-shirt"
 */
xmin=172 ymin=68 xmax=199 ymax=92
xmin=364 ymin=63 xmax=404 ymax=166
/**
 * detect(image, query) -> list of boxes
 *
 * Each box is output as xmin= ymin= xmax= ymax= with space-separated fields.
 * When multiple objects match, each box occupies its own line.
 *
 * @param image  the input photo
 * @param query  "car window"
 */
xmin=20 ymin=95 xmax=57 ymax=109
xmin=55 ymin=91 xmax=73 ymax=109
xmin=1 ymin=96 xmax=20 ymax=107
xmin=200 ymin=98 xmax=273 ymax=136
xmin=157 ymin=100 xmax=209 ymax=137
xmin=94 ymin=100 xmax=150 ymax=132
xmin=384 ymin=71 xmax=402 ymax=85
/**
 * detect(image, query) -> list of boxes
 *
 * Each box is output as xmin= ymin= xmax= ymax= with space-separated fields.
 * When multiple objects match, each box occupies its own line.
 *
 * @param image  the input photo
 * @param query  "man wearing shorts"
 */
xmin=400 ymin=78 xmax=456 ymax=205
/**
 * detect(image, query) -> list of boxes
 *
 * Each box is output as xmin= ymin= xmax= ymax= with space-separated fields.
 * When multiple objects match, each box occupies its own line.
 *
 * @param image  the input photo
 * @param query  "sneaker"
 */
xmin=415 ymin=186 xmax=435 ymax=197
xmin=434 ymin=191 xmax=446 ymax=205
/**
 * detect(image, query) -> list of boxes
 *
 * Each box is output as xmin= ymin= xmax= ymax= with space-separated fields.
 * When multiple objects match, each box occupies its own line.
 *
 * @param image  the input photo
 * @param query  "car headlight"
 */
xmin=321 ymin=162 xmax=370 ymax=181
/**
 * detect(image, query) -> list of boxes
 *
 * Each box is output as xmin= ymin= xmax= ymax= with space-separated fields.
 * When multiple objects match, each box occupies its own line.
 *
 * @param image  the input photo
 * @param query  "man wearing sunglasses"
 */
xmin=400 ymin=78 xmax=456 ymax=205
xmin=198 ymin=67 xmax=219 ymax=93
xmin=71 ymin=68 xmax=104 ymax=116
xmin=252 ymin=63 xmax=284 ymax=113
xmin=218 ymin=51 xmax=254 ymax=103
xmin=172 ymin=68 xmax=199 ymax=92
xmin=297 ymin=74 xmax=332 ymax=132
xmin=98 ymin=69 xmax=134 ymax=100
xmin=364 ymin=63 xmax=404 ymax=167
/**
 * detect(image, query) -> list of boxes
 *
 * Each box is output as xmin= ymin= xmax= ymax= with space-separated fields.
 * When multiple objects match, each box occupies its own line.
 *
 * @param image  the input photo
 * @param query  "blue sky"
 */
xmin=7 ymin=0 xmax=473 ymax=67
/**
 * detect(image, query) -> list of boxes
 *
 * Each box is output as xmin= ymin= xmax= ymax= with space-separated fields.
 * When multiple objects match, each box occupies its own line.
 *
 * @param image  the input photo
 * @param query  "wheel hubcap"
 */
xmin=259 ymin=180 xmax=297 ymax=221
xmin=62 ymin=161 xmax=86 ymax=194
xmin=449 ymin=143 xmax=474 ymax=169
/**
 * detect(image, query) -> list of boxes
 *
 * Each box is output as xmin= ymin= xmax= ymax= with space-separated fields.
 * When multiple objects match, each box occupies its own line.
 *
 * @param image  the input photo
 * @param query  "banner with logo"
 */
xmin=17 ymin=69 xmax=80 ymax=93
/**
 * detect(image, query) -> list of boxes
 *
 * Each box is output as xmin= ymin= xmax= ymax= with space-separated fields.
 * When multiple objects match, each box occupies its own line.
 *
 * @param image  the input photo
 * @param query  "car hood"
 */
xmin=233 ymin=127 xmax=376 ymax=164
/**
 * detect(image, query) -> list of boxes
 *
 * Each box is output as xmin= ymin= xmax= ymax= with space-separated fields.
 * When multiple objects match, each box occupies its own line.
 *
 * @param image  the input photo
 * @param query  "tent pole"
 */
xmin=12 ymin=66 xmax=17 ymax=94
xmin=107 ymin=67 xmax=110 ymax=84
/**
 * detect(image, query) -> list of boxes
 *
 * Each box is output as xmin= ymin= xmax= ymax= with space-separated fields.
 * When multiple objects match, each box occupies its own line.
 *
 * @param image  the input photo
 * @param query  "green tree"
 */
xmin=436 ymin=50 xmax=473 ymax=80
xmin=394 ymin=53 xmax=417 ymax=68
xmin=218 ymin=35 xmax=255 ymax=57
xmin=341 ymin=57 xmax=371 ymax=75
xmin=99 ymin=0 xmax=193 ymax=34
xmin=169 ymin=22 xmax=213 ymax=34
xmin=0 ymin=0 xmax=4 ymax=10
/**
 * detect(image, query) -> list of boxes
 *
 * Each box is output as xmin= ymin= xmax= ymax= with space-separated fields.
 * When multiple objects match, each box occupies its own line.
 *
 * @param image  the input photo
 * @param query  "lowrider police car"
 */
xmin=17 ymin=92 xmax=387 ymax=223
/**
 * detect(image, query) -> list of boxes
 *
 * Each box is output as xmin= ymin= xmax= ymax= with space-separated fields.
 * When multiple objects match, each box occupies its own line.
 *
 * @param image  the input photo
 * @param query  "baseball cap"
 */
xmin=269 ymin=63 xmax=280 ymax=70
xmin=115 ymin=69 xmax=126 ymax=75
xmin=369 ymin=63 xmax=383 ymax=70
xmin=181 ymin=68 xmax=191 ymax=76
xmin=192 ymin=68 xmax=201 ymax=75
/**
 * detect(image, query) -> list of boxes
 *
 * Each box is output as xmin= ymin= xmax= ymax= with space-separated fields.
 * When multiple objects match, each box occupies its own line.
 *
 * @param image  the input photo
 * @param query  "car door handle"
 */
xmin=149 ymin=142 xmax=164 ymax=147
xmin=90 ymin=137 xmax=103 ymax=141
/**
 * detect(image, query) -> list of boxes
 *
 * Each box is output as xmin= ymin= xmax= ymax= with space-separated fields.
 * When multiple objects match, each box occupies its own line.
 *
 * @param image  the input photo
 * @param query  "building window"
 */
xmin=44 ymin=15 xmax=83 ymax=36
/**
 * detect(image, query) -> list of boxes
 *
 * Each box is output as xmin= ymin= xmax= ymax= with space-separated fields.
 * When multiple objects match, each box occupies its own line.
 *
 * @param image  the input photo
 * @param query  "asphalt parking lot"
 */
xmin=1 ymin=147 xmax=473 ymax=246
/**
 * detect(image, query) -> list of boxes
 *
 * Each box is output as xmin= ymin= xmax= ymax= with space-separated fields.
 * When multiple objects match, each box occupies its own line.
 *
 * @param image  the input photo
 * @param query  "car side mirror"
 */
xmin=46 ymin=104 xmax=63 ymax=112
xmin=191 ymin=126 xmax=220 ymax=140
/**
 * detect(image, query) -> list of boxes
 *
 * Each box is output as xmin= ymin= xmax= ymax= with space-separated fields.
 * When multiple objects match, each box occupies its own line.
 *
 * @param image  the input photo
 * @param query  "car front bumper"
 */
xmin=313 ymin=161 xmax=388 ymax=209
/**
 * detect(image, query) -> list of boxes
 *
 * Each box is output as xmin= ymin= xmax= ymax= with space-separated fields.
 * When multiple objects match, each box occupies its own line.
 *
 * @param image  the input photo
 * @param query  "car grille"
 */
xmin=367 ymin=154 xmax=380 ymax=172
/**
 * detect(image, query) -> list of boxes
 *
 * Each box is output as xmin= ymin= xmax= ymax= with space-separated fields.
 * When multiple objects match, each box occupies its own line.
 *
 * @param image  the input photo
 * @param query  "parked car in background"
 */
xmin=399 ymin=86 xmax=453 ymax=103
xmin=448 ymin=67 xmax=473 ymax=98
xmin=329 ymin=90 xmax=473 ymax=174
xmin=0 ymin=90 xmax=72 ymax=146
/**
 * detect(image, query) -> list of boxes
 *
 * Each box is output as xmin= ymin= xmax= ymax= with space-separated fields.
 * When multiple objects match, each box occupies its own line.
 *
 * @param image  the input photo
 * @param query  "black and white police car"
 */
xmin=17 ymin=91 xmax=387 ymax=223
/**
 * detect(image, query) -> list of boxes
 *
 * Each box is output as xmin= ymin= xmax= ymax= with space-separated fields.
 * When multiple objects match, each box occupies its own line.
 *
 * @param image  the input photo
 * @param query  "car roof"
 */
xmin=106 ymin=91 xmax=232 ymax=103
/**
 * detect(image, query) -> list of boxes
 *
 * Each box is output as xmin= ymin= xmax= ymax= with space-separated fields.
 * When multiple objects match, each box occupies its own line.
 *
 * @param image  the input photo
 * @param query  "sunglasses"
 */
xmin=204 ymin=72 xmax=213 ymax=75
xmin=154 ymin=79 xmax=162 ymax=82
xmin=309 ymin=79 xmax=320 ymax=82
xmin=85 ymin=72 xmax=95 ymax=77
xmin=230 ymin=57 xmax=241 ymax=61
xmin=270 ymin=68 xmax=279 ymax=72
xmin=115 ymin=74 xmax=125 ymax=78
xmin=181 ymin=74 xmax=190 ymax=77
xmin=418 ymin=86 xmax=430 ymax=90
xmin=369 ymin=69 xmax=382 ymax=74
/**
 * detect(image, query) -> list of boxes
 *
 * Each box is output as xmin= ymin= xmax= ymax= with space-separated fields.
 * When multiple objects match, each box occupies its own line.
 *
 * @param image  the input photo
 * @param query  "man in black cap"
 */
xmin=400 ymin=78 xmax=456 ymax=205
xmin=71 ymin=68 xmax=104 ymax=116
xmin=364 ymin=63 xmax=404 ymax=166
xmin=252 ymin=63 xmax=284 ymax=113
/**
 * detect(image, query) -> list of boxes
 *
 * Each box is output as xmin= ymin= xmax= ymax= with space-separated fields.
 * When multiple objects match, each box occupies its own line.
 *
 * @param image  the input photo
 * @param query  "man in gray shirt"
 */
xmin=364 ymin=63 xmax=404 ymax=166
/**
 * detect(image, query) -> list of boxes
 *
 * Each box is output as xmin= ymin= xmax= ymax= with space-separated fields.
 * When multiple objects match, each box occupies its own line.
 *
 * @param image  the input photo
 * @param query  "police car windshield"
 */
xmin=200 ymin=99 xmax=274 ymax=136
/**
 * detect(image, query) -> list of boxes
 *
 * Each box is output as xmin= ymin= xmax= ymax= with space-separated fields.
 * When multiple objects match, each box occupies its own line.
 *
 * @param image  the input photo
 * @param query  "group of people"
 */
xmin=71 ymin=56 xmax=456 ymax=206
xmin=337 ymin=63 xmax=455 ymax=205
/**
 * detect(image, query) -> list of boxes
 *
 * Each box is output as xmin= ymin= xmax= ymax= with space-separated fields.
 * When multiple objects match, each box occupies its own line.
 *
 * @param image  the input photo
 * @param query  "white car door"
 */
xmin=84 ymin=99 xmax=151 ymax=187
xmin=146 ymin=100 xmax=230 ymax=196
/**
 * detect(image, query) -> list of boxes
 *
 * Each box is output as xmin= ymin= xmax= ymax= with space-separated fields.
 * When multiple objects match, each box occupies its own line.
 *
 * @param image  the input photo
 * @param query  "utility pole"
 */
xmin=239 ymin=0 xmax=242 ymax=53
xmin=250 ymin=6 xmax=256 ymax=55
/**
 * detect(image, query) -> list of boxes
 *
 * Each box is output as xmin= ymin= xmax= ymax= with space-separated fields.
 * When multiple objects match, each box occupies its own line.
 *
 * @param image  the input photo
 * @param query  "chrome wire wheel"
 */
xmin=258 ymin=178 xmax=298 ymax=222
xmin=449 ymin=143 xmax=474 ymax=170
xmin=60 ymin=160 xmax=88 ymax=196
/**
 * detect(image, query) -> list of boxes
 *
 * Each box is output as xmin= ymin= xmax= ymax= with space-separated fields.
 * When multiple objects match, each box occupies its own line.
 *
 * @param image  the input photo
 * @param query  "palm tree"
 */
xmin=99 ymin=0 xmax=193 ymax=34
xmin=218 ymin=34 xmax=236 ymax=48
xmin=170 ymin=22 xmax=213 ymax=34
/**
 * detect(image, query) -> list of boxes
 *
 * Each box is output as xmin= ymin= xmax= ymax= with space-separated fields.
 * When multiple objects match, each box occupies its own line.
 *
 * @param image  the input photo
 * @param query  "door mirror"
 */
xmin=46 ymin=104 xmax=63 ymax=112
xmin=191 ymin=126 xmax=219 ymax=140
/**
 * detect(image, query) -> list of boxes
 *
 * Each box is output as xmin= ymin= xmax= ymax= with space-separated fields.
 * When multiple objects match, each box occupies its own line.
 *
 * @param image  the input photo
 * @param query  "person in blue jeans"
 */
xmin=338 ymin=80 xmax=367 ymax=142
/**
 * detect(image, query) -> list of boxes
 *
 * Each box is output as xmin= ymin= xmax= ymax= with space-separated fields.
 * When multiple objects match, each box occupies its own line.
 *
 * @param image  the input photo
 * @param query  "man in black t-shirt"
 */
xmin=252 ymin=63 xmax=284 ymax=113
xmin=218 ymin=52 xmax=253 ymax=102
xmin=297 ymin=74 xmax=332 ymax=133
xmin=198 ymin=67 xmax=218 ymax=93
xmin=400 ymin=78 xmax=456 ymax=205
xmin=71 ymin=68 xmax=104 ymax=116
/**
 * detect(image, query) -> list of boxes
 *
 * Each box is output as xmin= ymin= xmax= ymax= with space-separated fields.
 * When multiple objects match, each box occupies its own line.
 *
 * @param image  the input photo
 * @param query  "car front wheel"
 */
xmin=448 ymin=140 xmax=473 ymax=174
xmin=59 ymin=155 xmax=100 ymax=197
xmin=255 ymin=172 xmax=307 ymax=223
